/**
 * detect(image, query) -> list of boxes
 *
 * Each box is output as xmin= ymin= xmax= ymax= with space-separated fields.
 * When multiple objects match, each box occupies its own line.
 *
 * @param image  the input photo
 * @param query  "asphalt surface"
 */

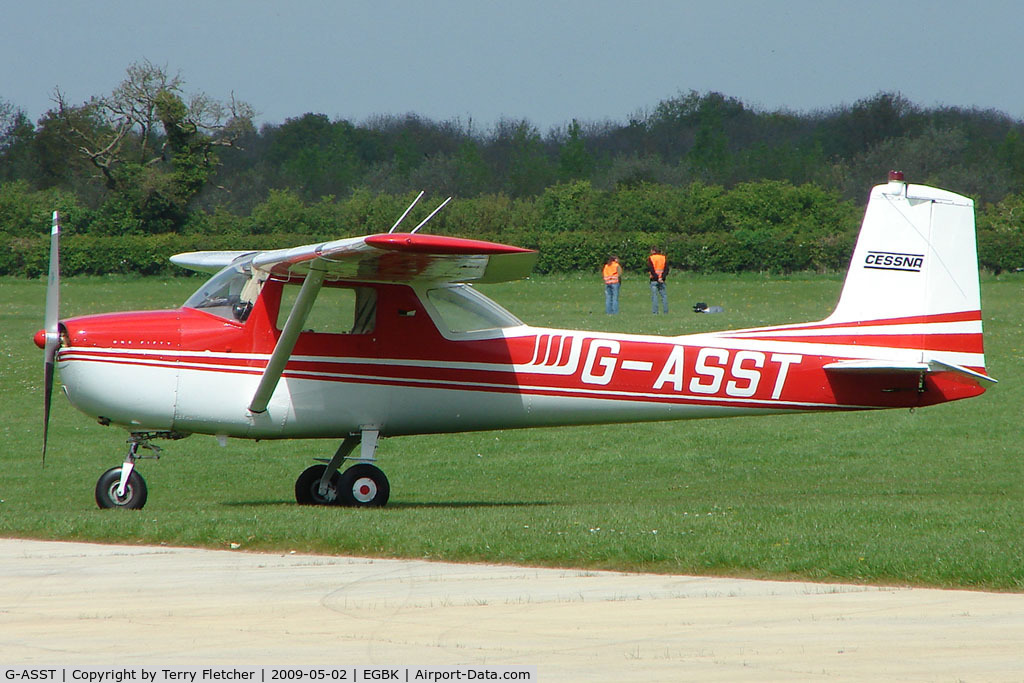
xmin=1 ymin=538 xmax=1021 ymax=680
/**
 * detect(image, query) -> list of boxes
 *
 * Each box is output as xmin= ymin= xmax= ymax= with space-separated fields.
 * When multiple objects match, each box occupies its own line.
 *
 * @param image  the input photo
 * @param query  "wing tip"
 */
xmin=170 ymin=251 xmax=254 ymax=274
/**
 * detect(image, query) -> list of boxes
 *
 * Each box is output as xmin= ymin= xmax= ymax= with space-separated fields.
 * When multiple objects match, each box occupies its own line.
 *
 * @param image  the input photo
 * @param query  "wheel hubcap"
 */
xmin=352 ymin=477 xmax=377 ymax=503
xmin=107 ymin=483 xmax=132 ymax=504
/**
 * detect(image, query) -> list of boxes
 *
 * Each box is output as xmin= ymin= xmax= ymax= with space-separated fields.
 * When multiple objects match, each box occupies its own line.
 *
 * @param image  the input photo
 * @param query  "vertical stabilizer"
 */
xmin=825 ymin=173 xmax=986 ymax=372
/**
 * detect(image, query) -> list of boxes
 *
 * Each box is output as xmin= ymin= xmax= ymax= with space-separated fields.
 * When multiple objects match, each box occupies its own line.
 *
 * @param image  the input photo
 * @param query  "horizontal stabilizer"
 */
xmin=823 ymin=360 xmax=929 ymax=374
xmin=824 ymin=359 xmax=996 ymax=383
xmin=927 ymin=359 xmax=997 ymax=384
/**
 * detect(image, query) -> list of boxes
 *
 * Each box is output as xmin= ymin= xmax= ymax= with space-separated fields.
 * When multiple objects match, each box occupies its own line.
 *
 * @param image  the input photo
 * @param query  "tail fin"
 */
xmin=825 ymin=172 xmax=990 ymax=378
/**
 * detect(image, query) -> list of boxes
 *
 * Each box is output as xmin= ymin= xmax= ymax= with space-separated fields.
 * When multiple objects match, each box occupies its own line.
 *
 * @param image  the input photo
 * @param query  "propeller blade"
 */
xmin=42 ymin=211 xmax=61 ymax=464
xmin=43 ymin=352 xmax=55 ymax=462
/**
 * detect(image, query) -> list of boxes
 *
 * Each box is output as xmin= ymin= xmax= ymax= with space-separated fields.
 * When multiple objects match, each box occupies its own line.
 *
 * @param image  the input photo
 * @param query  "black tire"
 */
xmin=95 ymin=467 xmax=148 ymax=510
xmin=339 ymin=464 xmax=390 ymax=507
xmin=295 ymin=464 xmax=342 ymax=505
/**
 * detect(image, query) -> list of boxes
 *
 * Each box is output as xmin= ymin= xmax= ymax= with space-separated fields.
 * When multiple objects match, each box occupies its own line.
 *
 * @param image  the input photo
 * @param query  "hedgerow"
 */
xmin=1 ymin=179 xmax=1021 ymax=276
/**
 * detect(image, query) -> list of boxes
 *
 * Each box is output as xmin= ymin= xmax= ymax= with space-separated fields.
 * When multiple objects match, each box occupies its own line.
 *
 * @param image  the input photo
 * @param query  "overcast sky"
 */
xmin=3 ymin=0 xmax=1022 ymax=132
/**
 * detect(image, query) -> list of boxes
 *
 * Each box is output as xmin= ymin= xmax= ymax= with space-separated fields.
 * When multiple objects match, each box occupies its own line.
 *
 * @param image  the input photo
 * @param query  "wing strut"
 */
xmin=248 ymin=266 xmax=326 ymax=414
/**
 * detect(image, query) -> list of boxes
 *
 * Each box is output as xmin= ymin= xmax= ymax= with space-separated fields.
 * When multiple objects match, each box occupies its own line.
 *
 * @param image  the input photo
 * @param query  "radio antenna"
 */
xmin=410 ymin=196 xmax=452 ymax=234
xmin=388 ymin=190 xmax=425 ymax=233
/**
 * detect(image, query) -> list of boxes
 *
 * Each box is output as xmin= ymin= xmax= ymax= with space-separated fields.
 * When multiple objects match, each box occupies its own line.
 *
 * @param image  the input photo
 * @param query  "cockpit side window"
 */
xmin=425 ymin=284 xmax=523 ymax=335
xmin=276 ymin=282 xmax=377 ymax=335
xmin=183 ymin=263 xmax=262 ymax=322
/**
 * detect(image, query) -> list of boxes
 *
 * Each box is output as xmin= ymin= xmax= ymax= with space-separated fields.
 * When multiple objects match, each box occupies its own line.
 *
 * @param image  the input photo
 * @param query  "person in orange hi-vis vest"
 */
xmin=602 ymin=255 xmax=623 ymax=314
xmin=647 ymin=246 xmax=669 ymax=314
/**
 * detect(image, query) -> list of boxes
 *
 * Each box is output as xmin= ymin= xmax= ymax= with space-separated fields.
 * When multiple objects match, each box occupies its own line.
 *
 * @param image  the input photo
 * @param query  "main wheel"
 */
xmin=339 ymin=464 xmax=390 ymax=507
xmin=295 ymin=464 xmax=342 ymax=505
xmin=95 ymin=467 xmax=148 ymax=510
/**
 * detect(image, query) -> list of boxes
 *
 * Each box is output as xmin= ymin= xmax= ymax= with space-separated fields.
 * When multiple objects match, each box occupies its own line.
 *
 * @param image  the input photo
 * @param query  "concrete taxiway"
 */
xmin=1 ymin=538 xmax=1021 ymax=680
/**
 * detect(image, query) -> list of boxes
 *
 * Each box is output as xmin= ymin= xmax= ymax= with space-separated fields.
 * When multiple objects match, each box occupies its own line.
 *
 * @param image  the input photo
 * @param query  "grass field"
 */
xmin=1 ymin=272 xmax=1021 ymax=591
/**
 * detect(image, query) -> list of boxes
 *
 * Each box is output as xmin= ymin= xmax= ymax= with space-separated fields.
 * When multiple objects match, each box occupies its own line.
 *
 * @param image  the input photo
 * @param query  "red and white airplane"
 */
xmin=36 ymin=174 xmax=995 ymax=509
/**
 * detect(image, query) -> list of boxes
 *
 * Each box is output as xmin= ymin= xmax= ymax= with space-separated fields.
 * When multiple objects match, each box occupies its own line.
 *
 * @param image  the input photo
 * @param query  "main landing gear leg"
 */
xmin=294 ymin=428 xmax=390 ymax=507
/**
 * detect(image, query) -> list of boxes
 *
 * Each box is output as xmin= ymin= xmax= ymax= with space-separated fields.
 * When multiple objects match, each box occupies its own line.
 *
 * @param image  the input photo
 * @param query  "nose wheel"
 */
xmin=95 ymin=466 xmax=148 ymax=509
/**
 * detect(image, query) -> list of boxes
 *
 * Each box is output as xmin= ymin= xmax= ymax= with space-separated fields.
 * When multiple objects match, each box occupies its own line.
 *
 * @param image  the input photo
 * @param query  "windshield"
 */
xmin=425 ymin=284 xmax=523 ymax=334
xmin=183 ymin=262 xmax=262 ymax=322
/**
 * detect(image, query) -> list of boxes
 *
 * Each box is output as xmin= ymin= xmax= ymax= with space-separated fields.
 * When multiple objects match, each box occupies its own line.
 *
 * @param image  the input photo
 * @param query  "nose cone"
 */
xmin=33 ymin=328 xmax=46 ymax=349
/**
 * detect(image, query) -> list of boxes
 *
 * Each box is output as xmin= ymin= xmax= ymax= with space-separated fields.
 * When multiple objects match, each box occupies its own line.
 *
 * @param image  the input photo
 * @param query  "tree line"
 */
xmin=1 ymin=61 xmax=1023 ymax=275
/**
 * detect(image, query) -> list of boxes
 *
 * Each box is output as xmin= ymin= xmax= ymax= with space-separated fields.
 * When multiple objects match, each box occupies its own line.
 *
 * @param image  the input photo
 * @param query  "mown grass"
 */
xmin=1 ymin=272 xmax=1021 ymax=590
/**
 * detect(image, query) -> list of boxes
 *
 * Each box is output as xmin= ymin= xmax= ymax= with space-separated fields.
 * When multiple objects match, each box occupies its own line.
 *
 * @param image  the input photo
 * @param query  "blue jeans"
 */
xmin=650 ymin=280 xmax=667 ymax=314
xmin=605 ymin=282 xmax=620 ymax=314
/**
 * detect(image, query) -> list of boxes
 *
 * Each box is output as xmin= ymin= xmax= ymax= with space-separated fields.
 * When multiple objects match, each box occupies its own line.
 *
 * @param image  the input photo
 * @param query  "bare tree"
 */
xmin=55 ymin=60 xmax=254 ymax=189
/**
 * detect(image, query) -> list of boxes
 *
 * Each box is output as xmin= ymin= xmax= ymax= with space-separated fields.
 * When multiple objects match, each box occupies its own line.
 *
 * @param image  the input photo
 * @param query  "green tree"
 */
xmin=841 ymin=126 xmax=1012 ymax=203
xmin=537 ymin=180 xmax=598 ymax=231
xmin=688 ymin=114 xmax=730 ymax=181
xmin=28 ymin=108 xmax=102 ymax=199
xmin=266 ymin=113 xmax=371 ymax=199
xmin=820 ymin=92 xmax=922 ymax=158
xmin=454 ymin=138 xmax=493 ymax=195
xmin=978 ymin=192 xmax=1024 ymax=272
xmin=558 ymin=119 xmax=595 ymax=181
xmin=998 ymin=129 xmax=1024 ymax=188
xmin=0 ymin=99 xmax=37 ymax=183
xmin=506 ymin=120 xmax=553 ymax=197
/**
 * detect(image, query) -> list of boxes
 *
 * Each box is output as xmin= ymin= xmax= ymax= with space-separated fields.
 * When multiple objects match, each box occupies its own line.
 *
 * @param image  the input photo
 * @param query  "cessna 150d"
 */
xmin=36 ymin=174 xmax=994 ymax=509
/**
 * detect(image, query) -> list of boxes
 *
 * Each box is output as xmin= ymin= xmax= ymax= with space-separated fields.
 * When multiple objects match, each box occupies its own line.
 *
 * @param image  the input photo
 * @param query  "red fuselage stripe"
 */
xmin=728 ymin=332 xmax=983 ymax=354
xmin=58 ymin=350 xmax=856 ymax=412
xmin=735 ymin=310 xmax=981 ymax=334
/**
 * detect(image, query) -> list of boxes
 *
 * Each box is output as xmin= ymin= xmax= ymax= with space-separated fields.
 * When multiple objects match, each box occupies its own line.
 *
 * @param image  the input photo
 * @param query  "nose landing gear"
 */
xmin=94 ymin=432 xmax=182 ymax=510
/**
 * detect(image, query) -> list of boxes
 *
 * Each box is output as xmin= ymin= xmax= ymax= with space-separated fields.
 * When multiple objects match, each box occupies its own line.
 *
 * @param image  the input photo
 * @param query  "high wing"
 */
xmin=173 ymin=233 xmax=538 ymax=414
xmin=207 ymin=233 xmax=537 ymax=285
xmin=172 ymin=234 xmax=538 ymax=284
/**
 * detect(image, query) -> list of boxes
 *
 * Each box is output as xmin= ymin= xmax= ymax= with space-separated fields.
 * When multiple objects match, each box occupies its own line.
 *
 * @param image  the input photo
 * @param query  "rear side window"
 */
xmin=425 ymin=285 xmax=522 ymax=334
